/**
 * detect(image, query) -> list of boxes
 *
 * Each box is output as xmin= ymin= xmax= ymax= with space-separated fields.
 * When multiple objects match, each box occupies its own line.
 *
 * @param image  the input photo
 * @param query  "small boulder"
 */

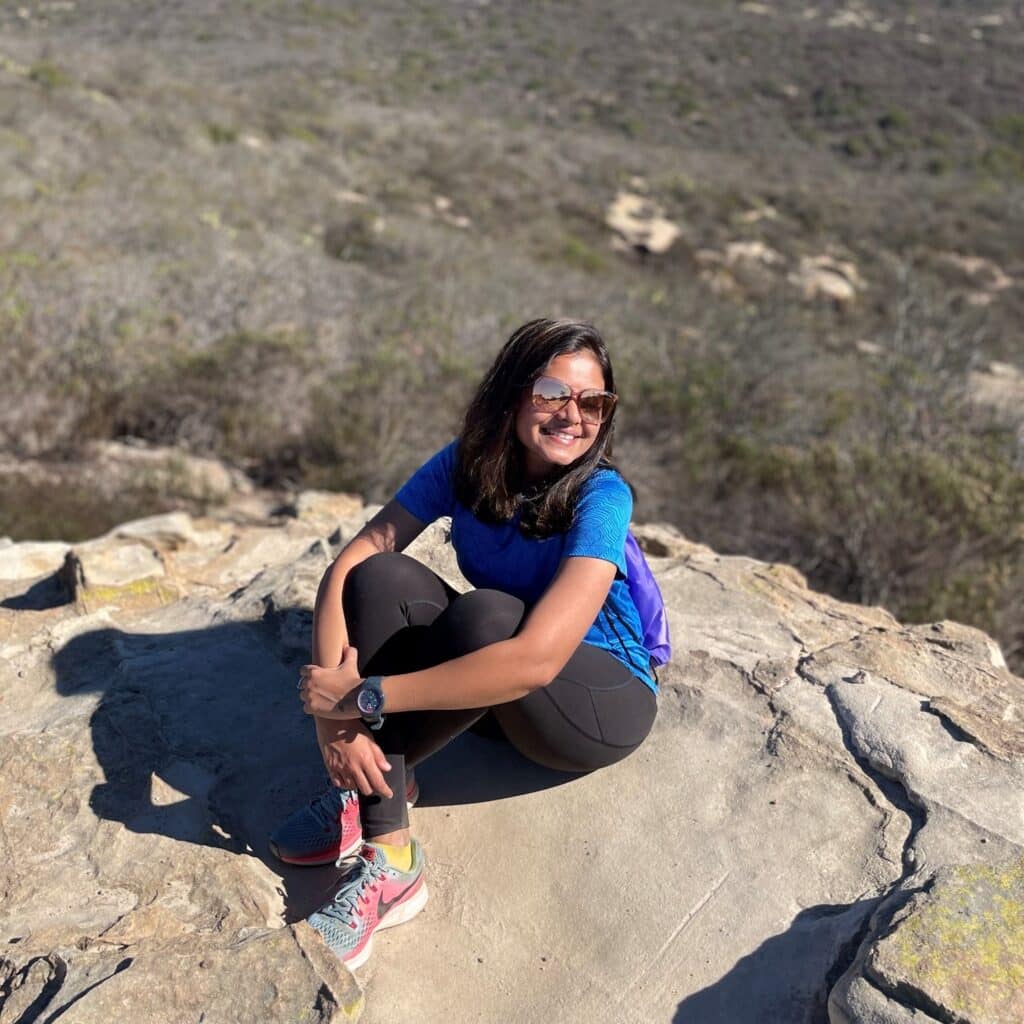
xmin=789 ymin=254 xmax=864 ymax=306
xmin=86 ymin=440 xmax=253 ymax=502
xmin=59 ymin=538 xmax=176 ymax=612
xmin=293 ymin=491 xmax=365 ymax=532
xmin=0 ymin=540 xmax=71 ymax=581
xmin=630 ymin=522 xmax=710 ymax=558
xmin=936 ymin=252 xmax=1013 ymax=307
xmin=967 ymin=362 xmax=1024 ymax=423
xmin=695 ymin=240 xmax=783 ymax=296
xmin=605 ymin=192 xmax=680 ymax=255
xmin=109 ymin=512 xmax=222 ymax=550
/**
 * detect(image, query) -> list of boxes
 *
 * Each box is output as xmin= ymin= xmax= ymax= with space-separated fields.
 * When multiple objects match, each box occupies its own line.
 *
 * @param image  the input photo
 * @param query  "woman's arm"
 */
xmin=310 ymin=499 xmax=428 ymax=798
xmin=383 ymin=555 xmax=616 ymax=710
xmin=311 ymin=499 xmax=428 ymax=668
xmin=302 ymin=555 xmax=618 ymax=717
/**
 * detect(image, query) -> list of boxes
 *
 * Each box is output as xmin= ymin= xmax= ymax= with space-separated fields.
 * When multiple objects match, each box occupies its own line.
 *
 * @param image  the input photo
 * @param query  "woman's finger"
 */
xmin=351 ymin=766 xmax=373 ymax=797
xmin=325 ymin=755 xmax=348 ymax=787
xmin=363 ymin=759 xmax=393 ymax=800
xmin=372 ymin=745 xmax=393 ymax=773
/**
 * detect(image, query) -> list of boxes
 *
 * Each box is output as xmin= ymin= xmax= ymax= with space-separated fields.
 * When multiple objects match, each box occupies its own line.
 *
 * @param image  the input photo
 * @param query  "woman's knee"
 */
xmin=346 ymin=552 xmax=418 ymax=590
xmin=344 ymin=552 xmax=443 ymax=606
xmin=440 ymin=589 xmax=525 ymax=655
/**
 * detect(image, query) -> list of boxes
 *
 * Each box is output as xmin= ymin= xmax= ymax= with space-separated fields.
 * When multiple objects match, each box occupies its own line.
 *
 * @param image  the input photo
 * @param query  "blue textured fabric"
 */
xmin=395 ymin=440 xmax=656 ymax=690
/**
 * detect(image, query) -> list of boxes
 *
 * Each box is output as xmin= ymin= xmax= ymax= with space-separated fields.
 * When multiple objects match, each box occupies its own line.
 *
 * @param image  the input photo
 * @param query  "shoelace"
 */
xmin=320 ymin=854 xmax=386 ymax=929
xmin=307 ymin=788 xmax=351 ymax=832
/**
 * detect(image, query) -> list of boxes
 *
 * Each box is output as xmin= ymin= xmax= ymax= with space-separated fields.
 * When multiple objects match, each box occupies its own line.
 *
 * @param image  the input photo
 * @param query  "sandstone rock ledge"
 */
xmin=1 ymin=502 xmax=1021 ymax=1024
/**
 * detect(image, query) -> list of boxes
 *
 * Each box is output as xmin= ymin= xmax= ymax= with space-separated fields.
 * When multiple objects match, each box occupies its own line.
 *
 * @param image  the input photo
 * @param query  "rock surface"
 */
xmin=869 ymin=859 xmax=1023 ymax=1024
xmin=0 ymin=926 xmax=363 ymax=1024
xmin=968 ymin=361 xmax=1024 ymax=424
xmin=696 ymin=239 xmax=784 ymax=297
xmin=1 ymin=493 xmax=1021 ymax=1023
xmin=0 ymin=441 xmax=256 ymax=508
xmin=789 ymin=253 xmax=865 ymax=306
xmin=0 ymin=540 xmax=70 ymax=581
xmin=605 ymin=191 xmax=681 ymax=255
xmin=829 ymin=858 xmax=1024 ymax=1024
xmin=936 ymin=252 xmax=1014 ymax=308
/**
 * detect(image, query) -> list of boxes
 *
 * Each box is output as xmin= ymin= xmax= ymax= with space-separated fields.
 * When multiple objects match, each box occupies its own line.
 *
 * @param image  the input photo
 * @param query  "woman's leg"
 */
xmin=406 ymin=594 xmax=658 ymax=775
xmin=344 ymin=554 xmax=657 ymax=833
xmin=349 ymin=587 xmax=527 ymax=839
xmin=342 ymin=550 xmax=456 ymax=669
xmin=492 ymin=646 xmax=658 ymax=773
xmin=273 ymin=552 xmax=463 ymax=865
xmin=407 ymin=588 xmax=657 ymax=774
xmin=342 ymin=555 xmax=502 ymax=840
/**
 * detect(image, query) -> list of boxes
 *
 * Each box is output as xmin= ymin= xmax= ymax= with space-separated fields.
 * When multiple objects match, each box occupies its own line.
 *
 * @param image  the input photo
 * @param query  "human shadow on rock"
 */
xmin=1 ymin=574 xmax=72 ymax=611
xmin=673 ymin=897 xmax=881 ymax=1024
xmin=51 ymin=612 xmax=575 ymax=923
xmin=412 ymin=725 xmax=579 ymax=808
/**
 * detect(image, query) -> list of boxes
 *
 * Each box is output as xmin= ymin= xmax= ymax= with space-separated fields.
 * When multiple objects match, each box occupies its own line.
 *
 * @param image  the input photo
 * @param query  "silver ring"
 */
xmin=296 ymin=677 xmax=304 ymax=691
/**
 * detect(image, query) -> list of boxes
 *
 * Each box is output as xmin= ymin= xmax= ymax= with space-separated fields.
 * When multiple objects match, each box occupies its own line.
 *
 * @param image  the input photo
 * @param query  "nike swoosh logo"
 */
xmin=378 ymin=878 xmax=420 ymax=916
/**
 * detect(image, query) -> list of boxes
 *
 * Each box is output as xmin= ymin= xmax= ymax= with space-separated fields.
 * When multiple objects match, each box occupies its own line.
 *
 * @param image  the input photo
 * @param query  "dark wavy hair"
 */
xmin=454 ymin=318 xmax=619 ymax=537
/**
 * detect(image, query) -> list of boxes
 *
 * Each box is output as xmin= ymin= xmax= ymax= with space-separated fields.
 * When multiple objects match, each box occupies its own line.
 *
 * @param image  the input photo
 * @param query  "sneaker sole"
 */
xmin=269 ymin=833 xmax=363 ymax=867
xmin=345 ymin=881 xmax=429 ymax=971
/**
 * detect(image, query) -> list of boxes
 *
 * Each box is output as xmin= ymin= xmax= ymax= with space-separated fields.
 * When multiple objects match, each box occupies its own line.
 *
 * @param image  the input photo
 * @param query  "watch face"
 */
xmin=357 ymin=687 xmax=383 ymax=716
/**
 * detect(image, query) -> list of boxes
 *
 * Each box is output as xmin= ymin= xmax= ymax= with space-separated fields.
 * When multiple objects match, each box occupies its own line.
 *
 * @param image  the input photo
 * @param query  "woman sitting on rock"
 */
xmin=273 ymin=317 xmax=659 ymax=969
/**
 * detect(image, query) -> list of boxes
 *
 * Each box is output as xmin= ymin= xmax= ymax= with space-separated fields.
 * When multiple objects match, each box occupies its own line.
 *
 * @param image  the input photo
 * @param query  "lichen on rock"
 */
xmin=868 ymin=859 xmax=1024 ymax=1024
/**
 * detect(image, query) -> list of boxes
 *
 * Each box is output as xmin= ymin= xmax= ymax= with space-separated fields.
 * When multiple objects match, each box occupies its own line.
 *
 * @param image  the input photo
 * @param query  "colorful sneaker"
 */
xmin=307 ymin=840 xmax=428 ymax=970
xmin=268 ymin=786 xmax=361 ymax=866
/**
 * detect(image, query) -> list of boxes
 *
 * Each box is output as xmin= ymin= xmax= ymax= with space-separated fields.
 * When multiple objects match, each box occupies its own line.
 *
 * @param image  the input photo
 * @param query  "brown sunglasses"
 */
xmin=527 ymin=375 xmax=617 ymax=424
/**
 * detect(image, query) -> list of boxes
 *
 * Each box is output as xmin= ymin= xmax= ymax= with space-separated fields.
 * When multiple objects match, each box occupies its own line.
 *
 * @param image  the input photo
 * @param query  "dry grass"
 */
xmin=0 ymin=0 xmax=1021 ymax=667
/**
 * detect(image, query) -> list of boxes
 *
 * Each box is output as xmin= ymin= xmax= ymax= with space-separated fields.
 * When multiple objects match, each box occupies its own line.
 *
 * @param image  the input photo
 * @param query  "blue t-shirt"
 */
xmin=395 ymin=440 xmax=656 ymax=692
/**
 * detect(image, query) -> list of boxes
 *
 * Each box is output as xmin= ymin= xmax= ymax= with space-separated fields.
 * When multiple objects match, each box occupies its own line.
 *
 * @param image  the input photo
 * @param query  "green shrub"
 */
xmin=322 ymin=208 xmax=398 ymax=268
xmin=68 ymin=329 xmax=314 ymax=477
xmin=206 ymin=122 xmax=238 ymax=144
xmin=542 ymin=235 xmax=608 ymax=275
xmin=305 ymin=334 xmax=475 ymax=501
xmin=616 ymin=298 xmax=1023 ymax=669
xmin=28 ymin=61 xmax=70 ymax=90
xmin=992 ymin=114 xmax=1024 ymax=152
xmin=0 ymin=475 xmax=179 ymax=543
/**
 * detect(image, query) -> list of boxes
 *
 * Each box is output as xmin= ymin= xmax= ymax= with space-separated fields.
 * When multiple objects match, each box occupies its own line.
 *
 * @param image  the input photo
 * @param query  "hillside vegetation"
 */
xmin=0 ymin=0 xmax=1021 ymax=668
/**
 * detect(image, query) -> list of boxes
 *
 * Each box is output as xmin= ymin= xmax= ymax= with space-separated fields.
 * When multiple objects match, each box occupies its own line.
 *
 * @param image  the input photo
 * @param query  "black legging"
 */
xmin=343 ymin=552 xmax=657 ymax=836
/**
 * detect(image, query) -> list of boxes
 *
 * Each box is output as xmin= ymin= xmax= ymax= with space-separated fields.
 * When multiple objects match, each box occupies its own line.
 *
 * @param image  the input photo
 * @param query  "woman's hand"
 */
xmin=298 ymin=645 xmax=363 ymax=719
xmin=316 ymin=718 xmax=394 ymax=798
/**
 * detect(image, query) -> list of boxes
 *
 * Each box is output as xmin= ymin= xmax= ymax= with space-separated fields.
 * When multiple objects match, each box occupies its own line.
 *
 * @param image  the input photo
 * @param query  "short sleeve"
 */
xmin=394 ymin=441 xmax=458 ymax=524
xmin=563 ymin=469 xmax=632 ymax=575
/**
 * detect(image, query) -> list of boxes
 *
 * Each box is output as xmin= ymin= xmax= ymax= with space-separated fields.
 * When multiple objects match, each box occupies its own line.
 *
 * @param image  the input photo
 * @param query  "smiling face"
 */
xmin=515 ymin=350 xmax=608 ymax=482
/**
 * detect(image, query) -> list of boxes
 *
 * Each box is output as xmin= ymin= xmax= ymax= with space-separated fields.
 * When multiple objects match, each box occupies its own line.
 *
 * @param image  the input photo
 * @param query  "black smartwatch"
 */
xmin=355 ymin=675 xmax=386 ymax=730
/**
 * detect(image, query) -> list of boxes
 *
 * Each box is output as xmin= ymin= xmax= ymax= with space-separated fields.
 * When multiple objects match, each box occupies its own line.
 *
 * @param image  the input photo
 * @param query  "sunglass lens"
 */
xmin=578 ymin=395 xmax=606 ymax=423
xmin=532 ymin=377 xmax=570 ymax=410
xmin=579 ymin=391 xmax=616 ymax=423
